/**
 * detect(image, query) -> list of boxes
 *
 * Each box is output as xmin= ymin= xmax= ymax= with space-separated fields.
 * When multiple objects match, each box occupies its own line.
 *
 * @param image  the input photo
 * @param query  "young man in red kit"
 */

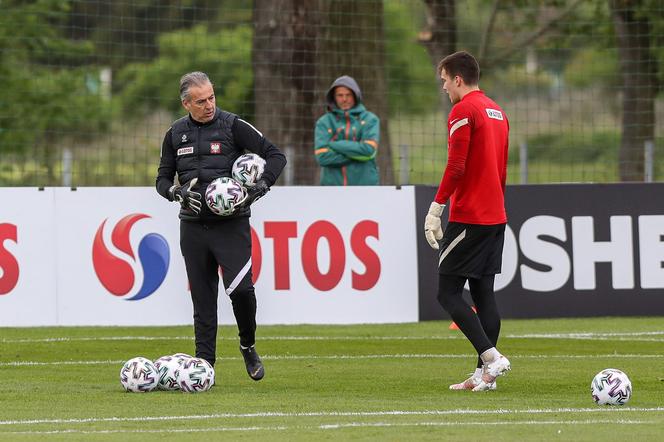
xmin=424 ymin=51 xmax=511 ymax=392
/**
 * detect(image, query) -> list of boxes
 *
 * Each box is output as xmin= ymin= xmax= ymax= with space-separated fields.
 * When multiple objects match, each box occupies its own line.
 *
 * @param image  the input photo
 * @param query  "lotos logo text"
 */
xmin=250 ymin=220 xmax=381 ymax=291
xmin=92 ymin=214 xmax=169 ymax=301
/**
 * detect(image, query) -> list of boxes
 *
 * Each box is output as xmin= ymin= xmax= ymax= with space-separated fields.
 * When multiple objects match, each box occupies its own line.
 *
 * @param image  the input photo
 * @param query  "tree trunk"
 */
xmin=315 ymin=0 xmax=394 ymax=184
xmin=418 ymin=0 xmax=456 ymax=110
xmin=253 ymin=0 xmax=392 ymax=184
xmin=610 ymin=0 xmax=658 ymax=181
xmin=418 ymin=0 xmax=457 ymax=71
xmin=252 ymin=0 xmax=320 ymax=185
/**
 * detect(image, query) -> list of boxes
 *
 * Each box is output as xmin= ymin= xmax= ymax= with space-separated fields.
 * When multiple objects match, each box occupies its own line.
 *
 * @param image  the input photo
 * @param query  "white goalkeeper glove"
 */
xmin=424 ymin=201 xmax=445 ymax=250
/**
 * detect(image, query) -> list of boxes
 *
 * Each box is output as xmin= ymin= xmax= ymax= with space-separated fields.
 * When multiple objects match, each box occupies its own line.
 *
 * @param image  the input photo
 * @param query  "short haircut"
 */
xmin=179 ymin=72 xmax=212 ymax=101
xmin=437 ymin=51 xmax=480 ymax=86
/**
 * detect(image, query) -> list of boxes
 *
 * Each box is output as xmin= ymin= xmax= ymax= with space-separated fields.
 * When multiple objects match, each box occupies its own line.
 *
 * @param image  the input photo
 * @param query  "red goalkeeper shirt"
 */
xmin=434 ymin=90 xmax=509 ymax=224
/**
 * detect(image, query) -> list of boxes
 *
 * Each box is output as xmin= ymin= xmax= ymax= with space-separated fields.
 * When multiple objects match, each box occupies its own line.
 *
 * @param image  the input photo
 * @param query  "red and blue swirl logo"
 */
xmin=92 ymin=214 xmax=169 ymax=301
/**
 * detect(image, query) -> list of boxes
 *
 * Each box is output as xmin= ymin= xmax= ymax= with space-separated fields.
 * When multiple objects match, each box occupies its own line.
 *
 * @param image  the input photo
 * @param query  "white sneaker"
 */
xmin=472 ymin=356 xmax=510 ymax=392
xmin=450 ymin=375 xmax=496 ymax=391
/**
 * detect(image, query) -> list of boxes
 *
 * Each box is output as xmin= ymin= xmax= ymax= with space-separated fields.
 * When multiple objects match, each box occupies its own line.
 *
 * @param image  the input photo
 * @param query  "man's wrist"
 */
xmin=169 ymin=184 xmax=183 ymax=203
xmin=428 ymin=201 xmax=445 ymax=217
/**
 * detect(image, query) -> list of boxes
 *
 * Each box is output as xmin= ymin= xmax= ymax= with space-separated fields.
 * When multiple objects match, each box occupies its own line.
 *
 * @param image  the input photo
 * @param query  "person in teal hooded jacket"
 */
xmin=314 ymin=76 xmax=380 ymax=185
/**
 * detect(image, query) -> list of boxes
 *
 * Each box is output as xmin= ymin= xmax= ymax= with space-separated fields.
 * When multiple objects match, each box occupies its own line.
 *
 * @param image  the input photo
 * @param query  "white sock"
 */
xmin=473 ymin=367 xmax=483 ymax=378
xmin=480 ymin=347 xmax=502 ymax=364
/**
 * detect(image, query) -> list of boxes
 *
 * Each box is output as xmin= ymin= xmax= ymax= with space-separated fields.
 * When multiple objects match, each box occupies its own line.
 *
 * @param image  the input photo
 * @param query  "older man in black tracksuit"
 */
xmin=156 ymin=71 xmax=286 ymax=381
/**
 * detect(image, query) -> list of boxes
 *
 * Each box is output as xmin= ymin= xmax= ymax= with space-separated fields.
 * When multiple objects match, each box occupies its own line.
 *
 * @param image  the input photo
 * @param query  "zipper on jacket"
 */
xmin=195 ymin=125 xmax=201 ymax=217
xmin=196 ymin=125 xmax=201 ymax=178
xmin=344 ymin=112 xmax=351 ymax=140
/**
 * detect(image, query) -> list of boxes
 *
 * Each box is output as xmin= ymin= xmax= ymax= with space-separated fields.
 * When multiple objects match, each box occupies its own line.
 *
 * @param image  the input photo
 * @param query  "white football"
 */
xmin=205 ymin=177 xmax=247 ymax=216
xmin=120 ymin=357 xmax=159 ymax=393
xmin=178 ymin=357 xmax=215 ymax=393
xmin=232 ymin=153 xmax=266 ymax=187
xmin=591 ymin=368 xmax=632 ymax=405
xmin=153 ymin=355 xmax=184 ymax=391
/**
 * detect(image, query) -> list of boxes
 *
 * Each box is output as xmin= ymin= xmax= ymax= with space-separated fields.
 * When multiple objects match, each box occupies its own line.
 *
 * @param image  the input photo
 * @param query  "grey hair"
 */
xmin=179 ymin=71 xmax=212 ymax=101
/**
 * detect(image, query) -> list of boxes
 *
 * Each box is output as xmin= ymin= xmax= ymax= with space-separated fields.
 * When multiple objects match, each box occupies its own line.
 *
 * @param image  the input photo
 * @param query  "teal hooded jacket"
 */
xmin=314 ymin=76 xmax=380 ymax=185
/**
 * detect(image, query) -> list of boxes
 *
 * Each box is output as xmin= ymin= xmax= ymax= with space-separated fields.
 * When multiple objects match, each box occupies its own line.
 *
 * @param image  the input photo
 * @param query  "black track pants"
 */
xmin=437 ymin=274 xmax=501 ymax=368
xmin=180 ymin=217 xmax=257 ymax=366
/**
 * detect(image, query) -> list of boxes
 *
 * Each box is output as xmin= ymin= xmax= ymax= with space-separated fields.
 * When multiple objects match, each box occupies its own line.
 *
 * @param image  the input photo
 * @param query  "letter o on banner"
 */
xmin=250 ymin=226 xmax=262 ymax=284
xmin=494 ymin=224 xmax=518 ymax=291
xmin=301 ymin=221 xmax=345 ymax=291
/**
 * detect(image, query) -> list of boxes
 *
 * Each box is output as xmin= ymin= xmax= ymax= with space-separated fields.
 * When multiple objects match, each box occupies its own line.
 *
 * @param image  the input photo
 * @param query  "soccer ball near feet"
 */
xmin=591 ymin=368 xmax=632 ymax=405
xmin=177 ymin=357 xmax=215 ymax=393
xmin=120 ymin=357 xmax=159 ymax=393
xmin=153 ymin=355 xmax=185 ymax=391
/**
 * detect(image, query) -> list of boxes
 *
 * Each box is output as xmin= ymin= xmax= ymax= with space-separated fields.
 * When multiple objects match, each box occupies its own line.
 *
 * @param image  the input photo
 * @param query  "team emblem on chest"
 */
xmin=210 ymin=142 xmax=221 ymax=154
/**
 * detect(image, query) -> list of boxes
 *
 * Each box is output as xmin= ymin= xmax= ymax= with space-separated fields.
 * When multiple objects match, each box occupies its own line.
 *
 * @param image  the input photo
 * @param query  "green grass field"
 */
xmin=1 ymin=317 xmax=663 ymax=441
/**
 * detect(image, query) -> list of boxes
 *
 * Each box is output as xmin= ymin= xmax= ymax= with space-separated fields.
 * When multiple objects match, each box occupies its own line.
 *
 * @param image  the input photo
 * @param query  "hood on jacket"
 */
xmin=326 ymin=75 xmax=363 ymax=110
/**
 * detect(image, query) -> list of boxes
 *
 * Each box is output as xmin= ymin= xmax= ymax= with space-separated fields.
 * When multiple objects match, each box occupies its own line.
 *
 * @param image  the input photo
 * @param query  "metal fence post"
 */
xmin=520 ymin=141 xmax=528 ymax=184
xmin=282 ymin=146 xmax=294 ymax=186
xmin=62 ymin=148 xmax=73 ymax=187
xmin=644 ymin=140 xmax=654 ymax=183
xmin=399 ymin=144 xmax=409 ymax=186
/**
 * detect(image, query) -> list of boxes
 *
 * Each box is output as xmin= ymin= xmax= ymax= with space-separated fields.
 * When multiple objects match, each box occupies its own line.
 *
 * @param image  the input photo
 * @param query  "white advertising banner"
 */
xmin=251 ymin=186 xmax=418 ymax=324
xmin=53 ymin=187 xmax=192 ymax=326
xmin=0 ymin=188 xmax=58 ymax=326
xmin=1 ymin=186 xmax=419 ymax=326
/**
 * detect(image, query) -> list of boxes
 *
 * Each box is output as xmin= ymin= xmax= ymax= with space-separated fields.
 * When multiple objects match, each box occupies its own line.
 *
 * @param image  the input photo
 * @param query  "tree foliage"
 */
xmin=385 ymin=1 xmax=439 ymax=114
xmin=0 ymin=0 xmax=112 ymax=155
xmin=115 ymin=24 xmax=253 ymax=120
xmin=66 ymin=0 xmax=249 ymax=70
xmin=1 ymin=0 xmax=663 ymax=185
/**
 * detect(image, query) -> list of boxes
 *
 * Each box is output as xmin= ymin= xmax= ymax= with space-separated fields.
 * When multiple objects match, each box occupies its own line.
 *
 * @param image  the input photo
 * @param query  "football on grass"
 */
xmin=120 ymin=357 xmax=159 ymax=393
xmin=591 ymin=368 xmax=632 ymax=405
xmin=153 ymin=355 xmax=185 ymax=391
xmin=177 ymin=357 xmax=215 ymax=393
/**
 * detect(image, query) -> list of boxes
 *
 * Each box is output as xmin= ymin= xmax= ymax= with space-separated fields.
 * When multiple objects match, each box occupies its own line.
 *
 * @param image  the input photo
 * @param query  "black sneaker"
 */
xmin=240 ymin=345 xmax=264 ymax=381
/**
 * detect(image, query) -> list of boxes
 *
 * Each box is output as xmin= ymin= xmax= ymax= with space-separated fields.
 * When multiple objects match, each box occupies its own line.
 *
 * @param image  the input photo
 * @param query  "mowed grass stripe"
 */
xmin=3 ymin=407 xmax=664 ymax=426
xmin=3 ymin=419 xmax=659 ymax=436
xmin=1 ymin=419 xmax=657 ymax=435
xmin=3 ymin=330 xmax=664 ymax=343
xmin=1 ymin=353 xmax=663 ymax=367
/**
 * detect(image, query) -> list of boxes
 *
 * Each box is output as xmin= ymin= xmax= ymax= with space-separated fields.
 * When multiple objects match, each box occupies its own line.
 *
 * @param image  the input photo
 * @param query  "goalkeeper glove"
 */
xmin=424 ymin=201 xmax=445 ymax=250
xmin=243 ymin=179 xmax=270 ymax=207
xmin=169 ymin=178 xmax=202 ymax=214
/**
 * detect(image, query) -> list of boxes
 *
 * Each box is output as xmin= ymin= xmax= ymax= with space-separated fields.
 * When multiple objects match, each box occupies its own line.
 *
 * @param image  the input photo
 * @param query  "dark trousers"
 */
xmin=437 ymin=274 xmax=501 ymax=369
xmin=180 ymin=217 xmax=257 ymax=366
